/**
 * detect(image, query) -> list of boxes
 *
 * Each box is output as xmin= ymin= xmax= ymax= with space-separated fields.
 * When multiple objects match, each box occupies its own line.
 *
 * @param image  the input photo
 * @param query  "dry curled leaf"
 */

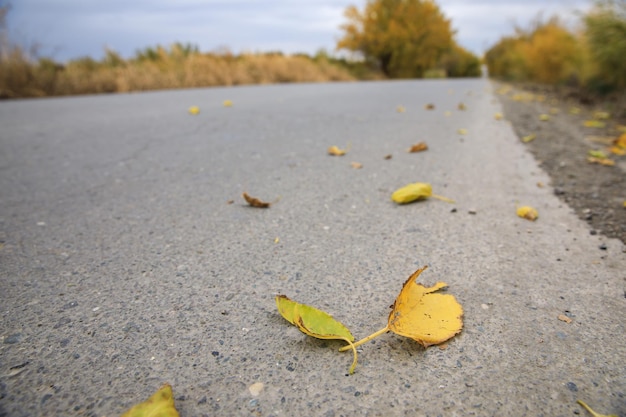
xmin=276 ymin=295 xmax=358 ymax=374
xmin=242 ymin=192 xmax=271 ymax=208
xmin=458 ymin=102 xmax=466 ymax=110
xmin=188 ymin=106 xmax=200 ymax=115
xmin=517 ymin=206 xmax=538 ymax=221
xmin=121 ymin=384 xmax=179 ymax=417
xmin=391 ymin=182 xmax=454 ymax=204
xmin=425 ymin=103 xmax=435 ymax=110
xmin=407 ymin=142 xmax=428 ymax=153
xmin=384 ymin=154 xmax=392 ymax=160
xmin=328 ymin=145 xmax=347 ymax=156
xmin=340 ymin=266 xmax=463 ymax=351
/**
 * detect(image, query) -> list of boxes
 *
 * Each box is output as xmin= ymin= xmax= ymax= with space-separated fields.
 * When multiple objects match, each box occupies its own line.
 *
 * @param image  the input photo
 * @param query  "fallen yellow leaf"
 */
xmin=557 ymin=314 xmax=572 ymax=323
xmin=589 ymin=149 xmax=608 ymax=159
xmin=517 ymin=206 xmax=538 ymax=221
xmin=577 ymin=400 xmax=618 ymax=417
xmin=494 ymin=112 xmax=503 ymax=120
xmin=539 ymin=114 xmax=550 ymax=121
xmin=328 ymin=145 xmax=347 ymax=156
xmin=396 ymin=105 xmax=406 ymax=113
xmin=391 ymin=182 xmax=454 ymax=204
xmin=223 ymin=100 xmax=233 ymax=107
xmin=407 ymin=142 xmax=428 ymax=153
xmin=350 ymin=161 xmax=363 ymax=169
xmin=121 ymin=384 xmax=180 ymax=417
xmin=587 ymin=157 xmax=615 ymax=166
xmin=593 ymin=111 xmax=610 ymax=120
xmin=522 ymin=134 xmax=537 ymax=143
xmin=276 ymin=295 xmax=358 ymax=374
xmin=569 ymin=107 xmax=581 ymax=114
xmin=584 ymin=120 xmax=606 ymax=128
xmin=340 ymin=266 xmax=463 ymax=350
xmin=457 ymin=128 xmax=467 ymax=135
xmin=615 ymin=133 xmax=626 ymax=149
xmin=188 ymin=106 xmax=200 ymax=115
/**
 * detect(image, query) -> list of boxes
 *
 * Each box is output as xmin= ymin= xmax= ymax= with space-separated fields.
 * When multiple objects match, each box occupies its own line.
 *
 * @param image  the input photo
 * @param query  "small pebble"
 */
xmin=450 ymin=208 xmax=457 ymax=213
xmin=598 ymin=243 xmax=607 ymax=250
xmin=248 ymin=382 xmax=264 ymax=397
xmin=468 ymin=209 xmax=477 ymax=215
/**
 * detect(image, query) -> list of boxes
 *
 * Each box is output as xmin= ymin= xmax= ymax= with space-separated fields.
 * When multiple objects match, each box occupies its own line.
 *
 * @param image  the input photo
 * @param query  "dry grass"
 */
xmin=0 ymin=47 xmax=357 ymax=99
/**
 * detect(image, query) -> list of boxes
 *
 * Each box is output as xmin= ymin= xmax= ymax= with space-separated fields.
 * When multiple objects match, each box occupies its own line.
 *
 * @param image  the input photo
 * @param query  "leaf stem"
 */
xmin=338 ymin=326 xmax=389 ymax=352
xmin=431 ymin=194 xmax=455 ymax=203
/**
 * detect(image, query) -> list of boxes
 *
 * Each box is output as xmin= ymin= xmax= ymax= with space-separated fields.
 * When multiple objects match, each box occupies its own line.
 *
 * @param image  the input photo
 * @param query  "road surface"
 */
xmin=1 ymin=79 xmax=624 ymax=416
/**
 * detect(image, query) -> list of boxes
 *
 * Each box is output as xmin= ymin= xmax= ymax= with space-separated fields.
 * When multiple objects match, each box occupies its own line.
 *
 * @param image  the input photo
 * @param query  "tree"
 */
xmin=337 ymin=0 xmax=454 ymax=78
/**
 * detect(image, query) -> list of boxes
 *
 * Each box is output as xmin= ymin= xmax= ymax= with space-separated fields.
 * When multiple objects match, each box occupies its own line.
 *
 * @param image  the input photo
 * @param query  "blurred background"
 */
xmin=1 ymin=0 xmax=624 ymax=98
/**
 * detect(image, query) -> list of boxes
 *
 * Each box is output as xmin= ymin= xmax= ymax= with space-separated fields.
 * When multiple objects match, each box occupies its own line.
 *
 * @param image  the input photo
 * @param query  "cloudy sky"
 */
xmin=7 ymin=0 xmax=592 ymax=62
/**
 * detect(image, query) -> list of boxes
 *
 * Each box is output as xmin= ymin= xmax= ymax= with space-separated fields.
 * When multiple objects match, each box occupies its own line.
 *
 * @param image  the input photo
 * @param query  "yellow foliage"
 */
xmin=517 ymin=206 xmax=538 ymax=221
xmin=337 ymin=0 xmax=456 ymax=77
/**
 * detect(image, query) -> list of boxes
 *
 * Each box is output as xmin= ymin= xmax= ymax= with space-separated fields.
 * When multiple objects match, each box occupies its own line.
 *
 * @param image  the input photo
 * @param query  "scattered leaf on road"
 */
xmin=121 ymin=384 xmax=179 ymax=417
xmin=328 ymin=145 xmax=347 ymax=156
xmin=569 ymin=107 xmax=581 ymax=115
xmin=458 ymin=102 xmax=466 ymax=110
xmin=223 ymin=100 xmax=233 ymax=107
xmin=340 ymin=266 xmax=463 ymax=350
xmin=351 ymin=162 xmax=363 ymax=169
xmin=391 ymin=182 xmax=454 ymax=204
xmin=539 ymin=114 xmax=550 ymax=121
xmin=522 ymin=134 xmax=537 ymax=143
xmin=587 ymin=157 xmax=615 ymax=166
xmin=188 ymin=106 xmax=200 ymax=115
xmin=494 ymin=112 xmax=503 ymax=120
xmin=589 ymin=150 xmax=608 ymax=159
xmin=517 ymin=206 xmax=538 ymax=221
xmin=425 ymin=103 xmax=435 ymax=110
xmin=276 ymin=295 xmax=358 ymax=374
xmin=615 ymin=133 xmax=626 ymax=149
xmin=593 ymin=111 xmax=609 ymax=120
xmin=584 ymin=120 xmax=606 ymax=128
xmin=558 ymin=314 xmax=572 ymax=323
xmin=457 ymin=128 xmax=467 ymax=135
xmin=610 ymin=146 xmax=626 ymax=156
xmin=407 ymin=142 xmax=428 ymax=153
xmin=396 ymin=105 xmax=406 ymax=113
xmin=243 ymin=192 xmax=272 ymax=208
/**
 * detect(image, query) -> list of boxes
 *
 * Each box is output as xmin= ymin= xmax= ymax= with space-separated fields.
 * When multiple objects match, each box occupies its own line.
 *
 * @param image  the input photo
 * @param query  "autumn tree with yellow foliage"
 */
xmin=336 ymin=0 xmax=479 ymax=78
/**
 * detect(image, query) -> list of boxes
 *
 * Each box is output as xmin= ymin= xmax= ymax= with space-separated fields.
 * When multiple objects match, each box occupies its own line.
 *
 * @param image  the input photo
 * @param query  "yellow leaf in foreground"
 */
xmin=340 ymin=266 xmax=463 ymax=351
xmin=517 ymin=206 xmax=538 ymax=221
xmin=388 ymin=267 xmax=463 ymax=347
xmin=391 ymin=183 xmax=455 ymax=204
xmin=328 ymin=145 xmax=347 ymax=156
xmin=276 ymin=295 xmax=358 ymax=374
xmin=121 ymin=384 xmax=179 ymax=417
xmin=188 ymin=106 xmax=200 ymax=115
xmin=522 ymin=134 xmax=537 ymax=143
xmin=577 ymin=400 xmax=618 ymax=417
xmin=584 ymin=120 xmax=606 ymax=128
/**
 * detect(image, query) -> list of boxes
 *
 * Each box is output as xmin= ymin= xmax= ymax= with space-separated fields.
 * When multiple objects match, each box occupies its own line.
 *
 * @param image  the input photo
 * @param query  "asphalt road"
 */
xmin=1 ymin=79 xmax=624 ymax=417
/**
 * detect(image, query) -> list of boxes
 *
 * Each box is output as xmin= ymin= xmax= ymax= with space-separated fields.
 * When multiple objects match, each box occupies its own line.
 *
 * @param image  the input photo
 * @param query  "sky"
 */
xmin=6 ymin=0 xmax=592 ymax=62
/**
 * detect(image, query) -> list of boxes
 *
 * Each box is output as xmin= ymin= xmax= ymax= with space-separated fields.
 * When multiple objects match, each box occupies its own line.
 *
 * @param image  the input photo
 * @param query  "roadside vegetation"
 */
xmin=485 ymin=0 xmax=626 ymax=99
xmin=0 ymin=0 xmax=480 ymax=99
